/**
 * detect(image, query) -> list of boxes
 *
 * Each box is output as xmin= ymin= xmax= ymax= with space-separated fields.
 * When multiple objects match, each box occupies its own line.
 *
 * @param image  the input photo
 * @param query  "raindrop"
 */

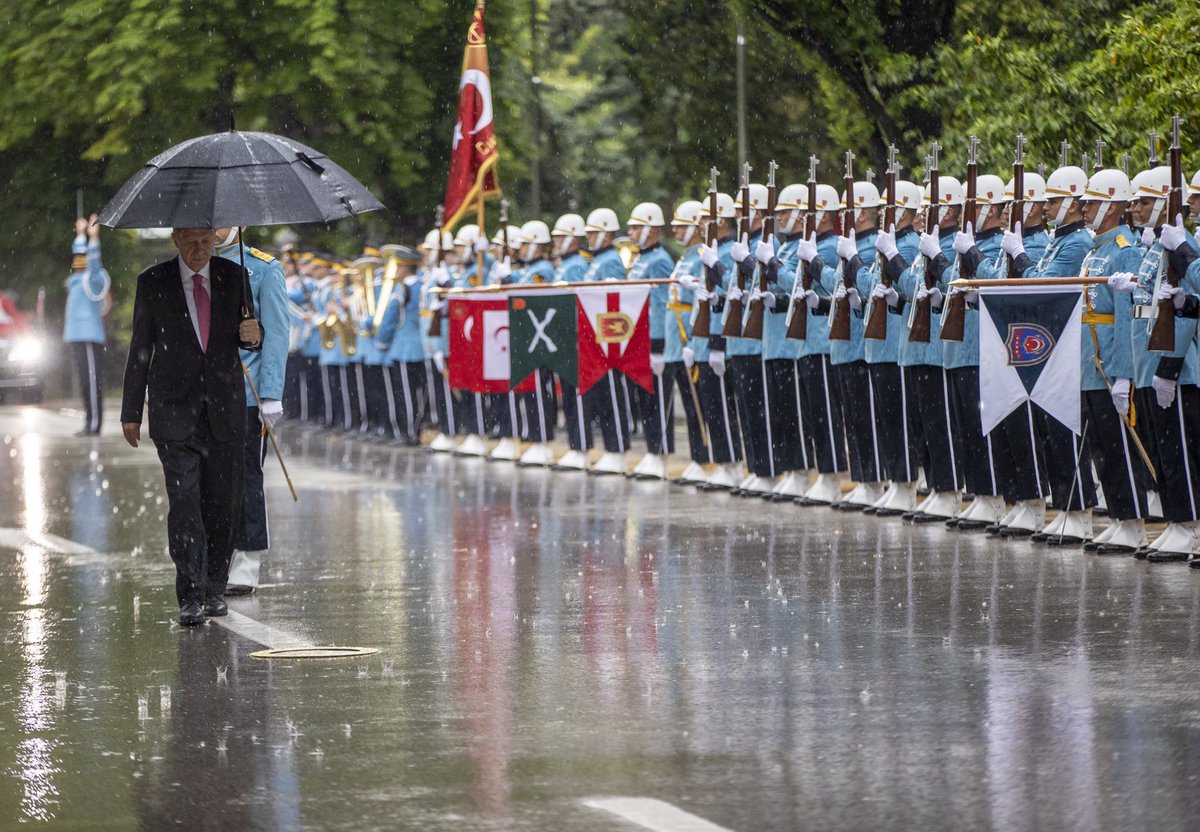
xmin=217 ymin=665 xmax=228 ymax=683
xmin=137 ymin=694 xmax=150 ymax=721
xmin=159 ymin=685 xmax=171 ymax=713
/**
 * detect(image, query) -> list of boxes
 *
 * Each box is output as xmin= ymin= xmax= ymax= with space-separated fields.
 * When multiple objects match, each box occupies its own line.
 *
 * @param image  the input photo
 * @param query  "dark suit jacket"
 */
xmin=121 ymin=256 xmax=260 ymax=443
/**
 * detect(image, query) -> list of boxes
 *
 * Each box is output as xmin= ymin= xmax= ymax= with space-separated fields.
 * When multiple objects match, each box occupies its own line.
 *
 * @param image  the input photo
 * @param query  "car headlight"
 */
xmin=9 ymin=336 xmax=44 ymax=364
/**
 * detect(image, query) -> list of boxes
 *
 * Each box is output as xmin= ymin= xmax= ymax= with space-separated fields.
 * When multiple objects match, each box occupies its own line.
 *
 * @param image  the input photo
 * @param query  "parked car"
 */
xmin=0 ymin=289 xmax=45 ymax=403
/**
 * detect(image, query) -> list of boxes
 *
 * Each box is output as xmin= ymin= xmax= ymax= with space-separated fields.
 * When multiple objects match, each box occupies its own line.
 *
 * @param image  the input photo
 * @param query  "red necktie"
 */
xmin=192 ymin=274 xmax=210 ymax=352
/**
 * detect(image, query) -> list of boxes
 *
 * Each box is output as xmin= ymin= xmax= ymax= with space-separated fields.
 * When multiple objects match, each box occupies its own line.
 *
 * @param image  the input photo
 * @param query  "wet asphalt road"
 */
xmin=1 ymin=404 xmax=1199 ymax=831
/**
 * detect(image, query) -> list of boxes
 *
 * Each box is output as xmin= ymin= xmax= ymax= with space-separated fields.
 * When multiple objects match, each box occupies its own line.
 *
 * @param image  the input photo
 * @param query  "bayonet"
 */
xmin=1093 ymin=139 xmax=1106 ymax=171
xmin=1149 ymin=131 xmax=1160 ymax=168
xmin=1060 ymin=140 xmax=1071 ymax=168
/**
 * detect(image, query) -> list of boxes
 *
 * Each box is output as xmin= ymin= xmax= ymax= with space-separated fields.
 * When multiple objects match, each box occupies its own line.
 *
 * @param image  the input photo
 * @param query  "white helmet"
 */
xmin=422 ymin=229 xmax=453 ymax=250
xmin=1081 ymin=169 xmax=1132 ymax=230
xmin=699 ymin=192 xmax=737 ymax=220
xmin=811 ymin=184 xmax=841 ymax=226
xmin=922 ymin=175 xmax=965 ymax=207
xmin=671 ymin=200 xmax=703 ymax=226
xmin=775 ymin=184 xmax=806 ymax=233
xmin=841 ymin=181 xmax=883 ymax=211
xmin=453 ymin=224 xmax=480 ymax=247
xmin=1132 ymin=167 xmax=1172 ymax=228
xmin=973 ymin=174 xmax=1009 ymax=228
xmin=520 ymin=220 xmax=552 ymax=245
xmin=627 ymin=202 xmax=665 ymax=227
xmin=491 ymin=228 xmax=511 ymax=247
xmin=1004 ymin=172 xmax=1047 ymax=223
xmin=552 ymin=213 xmax=586 ymax=238
xmin=585 ymin=208 xmax=621 ymax=234
xmin=1189 ymin=170 xmax=1200 ymax=197
xmin=894 ymin=180 xmax=924 ymax=211
xmin=734 ymin=183 xmax=770 ymax=217
xmin=1044 ymin=165 xmax=1088 ymax=226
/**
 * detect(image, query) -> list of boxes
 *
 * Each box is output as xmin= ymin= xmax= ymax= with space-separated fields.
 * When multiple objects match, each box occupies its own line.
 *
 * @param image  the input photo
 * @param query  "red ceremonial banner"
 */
xmin=574 ymin=286 xmax=652 ymax=394
xmin=447 ymin=296 xmax=512 ymax=393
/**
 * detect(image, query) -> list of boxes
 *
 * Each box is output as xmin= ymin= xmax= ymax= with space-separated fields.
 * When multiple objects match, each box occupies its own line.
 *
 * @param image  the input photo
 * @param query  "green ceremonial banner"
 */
xmin=508 ymin=292 xmax=578 ymax=389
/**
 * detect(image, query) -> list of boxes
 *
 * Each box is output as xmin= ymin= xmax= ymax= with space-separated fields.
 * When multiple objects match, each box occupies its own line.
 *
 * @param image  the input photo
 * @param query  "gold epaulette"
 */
xmin=248 ymin=246 xmax=277 ymax=263
xmin=1115 ymin=235 xmax=1130 ymax=249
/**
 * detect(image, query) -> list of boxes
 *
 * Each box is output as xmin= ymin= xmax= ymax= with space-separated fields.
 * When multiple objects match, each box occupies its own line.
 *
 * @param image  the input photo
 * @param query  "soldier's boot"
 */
xmin=702 ymin=463 xmax=740 ymax=491
xmin=1093 ymin=518 xmax=1146 ymax=555
xmin=1146 ymin=490 xmax=1164 ymax=521
xmin=226 ymin=550 xmax=262 ymax=596
xmin=518 ymin=443 xmax=556 ymax=467
xmin=632 ymin=454 xmax=669 ymax=480
xmin=1040 ymin=509 xmax=1093 ymax=545
xmin=954 ymin=495 xmax=1006 ymax=530
xmin=840 ymin=481 xmax=885 ymax=511
xmin=675 ymin=460 xmax=709 ymax=484
xmin=803 ymin=472 xmax=842 ymax=506
xmin=997 ymin=498 xmax=1046 ymax=537
xmin=1083 ymin=518 xmax=1118 ymax=551
xmin=555 ymin=449 xmax=590 ymax=471
xmin=911 ymin=489 xmax=961 ymax=522
xmin=455 ymin=434 xmax=488 ymax=456
xmin=770 ymin=470 xmax=810 ymax=502
xmin=873 ymin=481 xmax=918 ymax=517
xmin=592 ymin=452 xmax=627 ymax=476
xmin=743 ymin=475 xmax=779 ymax=497
xmin=428 ymin=432 xmax=456 ymax=453
xmin=489 ymin=438 xmax=521 ymax=461
xmin=1145 ymin=522 xmax=1200 ymax=562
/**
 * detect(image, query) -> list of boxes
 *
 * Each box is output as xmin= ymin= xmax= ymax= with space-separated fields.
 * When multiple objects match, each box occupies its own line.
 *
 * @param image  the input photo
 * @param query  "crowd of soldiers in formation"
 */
xmin=277 ymin=146 xmax=1200 ymax=568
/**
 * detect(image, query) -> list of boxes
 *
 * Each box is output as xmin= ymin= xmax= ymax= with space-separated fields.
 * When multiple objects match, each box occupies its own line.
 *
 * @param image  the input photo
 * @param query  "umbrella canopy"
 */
xmin=98 ymin=130 xmax=385 ymax=229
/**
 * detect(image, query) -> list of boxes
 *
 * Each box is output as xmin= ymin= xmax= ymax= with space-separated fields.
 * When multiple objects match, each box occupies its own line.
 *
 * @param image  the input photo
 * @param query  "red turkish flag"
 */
xmin=442 ymin=2 xmax=500 ymax=231
xmin=575 ymin=286 xmax=652 ymax=394
xmin=448 ymin=296 xmax=511 ymax=393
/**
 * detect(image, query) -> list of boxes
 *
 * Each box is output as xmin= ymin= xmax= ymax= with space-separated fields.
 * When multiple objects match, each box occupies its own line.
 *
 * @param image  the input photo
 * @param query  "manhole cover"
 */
xmin=250 ymin=646 xmax=379 ymax=660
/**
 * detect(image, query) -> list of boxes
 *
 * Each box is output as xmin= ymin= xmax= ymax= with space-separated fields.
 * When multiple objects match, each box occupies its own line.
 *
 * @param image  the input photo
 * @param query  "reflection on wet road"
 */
xmin=1 ymin=405 xmax=1199 ymax=830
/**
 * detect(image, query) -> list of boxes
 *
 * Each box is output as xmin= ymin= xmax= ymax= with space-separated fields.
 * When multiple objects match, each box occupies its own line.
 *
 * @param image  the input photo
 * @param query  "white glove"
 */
xmin=835 ymin=282 xmax=862 ymax=311
xmin=682 ymin=346 xmax=695 ymax=369
xmin=495 ymin=257 xmax=512 ymax=279
xmin=677 ymin=273 xmax=701 ymax=292
xmin=726 ymin=283 xmax=744 ymax=303
xmin=948 ymin=284 xmax=978 ymax=303
xmin=916 ymin=284 xmax=943 ymax=308
xmin=1141 ymin=227 xmax=1156 ymax=249
xmin=750 ymin=287 xmax=776 ymax=309
xmin=428 ymin=297 xmax=445 ymax=313
xmin=731 ymin=234 xmax=750 ymax=263
xmin=875 ymin=226 xmax=898 ymax=261
xmin=473 ymin=237 xmax=489 ymax=254
xmin=919 ymin=229 xmax=941 ymax=259
xmin=1111 ymin=377 xmax=1131 ymax=416
xmin=1106 ymin=272 xmax=1137 ymax=292
xmin=259 ymin=399 xmax=283 ymax=430
xmin=1001 ymin=224 xmax=1025 ymax=257
xmin=871 ymin=283 xmax=899 ymax=307
xmin=431 ymin=265 xmax=450 ymax=284
xmin=1160 ymin=215 xmax=1187 ymax=251
xmin=433 ymin=351 xmax=447 ymax=374
xmin=1158 ymin=283 xmax=1186 ymax=309
xmin=1152 ymin=375 xmax=1177 ymax=408
xmin=797 ymin=234 xmax=818 ymax=263
xmin=836 ymin=230 xmax=857 ymax=260
xmin=952 ymin=222 xmax=975 ymax=254
xmin=708 ymin=350 xmax=726 ymax=378
xmin=695 ymin=286 xmax=713 ymax=303
xmin=650 ymin=353 xmax=665 ymax=377
xmin=755 ymin=236 xmax=775 ymax=265
xmin=801 ymin=288 xmax=820 ymax=309
xmin=699 ymin=243 xmax=719 ymax=268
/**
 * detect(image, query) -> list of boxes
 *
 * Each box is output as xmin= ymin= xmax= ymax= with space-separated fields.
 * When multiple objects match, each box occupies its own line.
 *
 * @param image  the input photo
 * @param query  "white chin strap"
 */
xmin=1023 ymin=203 xmax=1036 ymax=223
xmin=977 ymin=205 xmax=994 ymax=228
xmin=783 ymin=210 xmax=800 ymax=233
xmin=219 ymin=227 xmax=239 ymax=249
xmin=634 ymin=225 xmax=651 ymax=248
xmin=815 ymin=209 xmax=828 ymax=226
xmin=1088 ymin=202 xmax=1111 ymax=231
xmin=1148 ymin=199 xmax=1166 ymax=229
xmin=1054 ymin=197 xmax=1073 ymax=227
xmin=852 ymin=207 xmax=863 ymax=223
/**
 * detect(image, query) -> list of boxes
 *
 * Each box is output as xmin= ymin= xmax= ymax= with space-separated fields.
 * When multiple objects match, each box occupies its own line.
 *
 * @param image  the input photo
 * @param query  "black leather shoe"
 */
xmin=985 ymin=523 xmax=1004 ymax=536
xmin=1133 ymin=547 xmax=1153 ymax=560
xmin=944 ymin=517 xmax=961 ymax=529
xmin=1044 ymin=535 xmax=1085 ymax=546
xmin=911 ymin=513 xmax=945 ymax=524
xmin=1082 ymin=539 xmax=1101 ymax=551
xmin=1146 ymin=550 xmax=1190 ymax=563
xmin=1188 ymin=558 xmax=1200 ymax=569
xmin=179 ymin=602 xmax=206 ymax=626
xmin=1094 ymin=542 xmax=1137 ymax=555
xmin=204 ymin=597 xmax=229 ymax=617
xmin=998 ymin=526 xmax=1034 ymax=538
xmin=1030 ymin=532 xmax=1048 ymax=542
xmin=874 ymin=507 xmax=905 ymax=517
xmin=957 ymin=519 xmax=993 ymax=531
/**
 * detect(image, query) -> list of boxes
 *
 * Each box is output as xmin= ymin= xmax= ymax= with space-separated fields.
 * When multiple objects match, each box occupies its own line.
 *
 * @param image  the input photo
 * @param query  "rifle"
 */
xmin=1148 ymin=131 xmax=1160 ymax=169
xmin=785 ymin=154 xmax=818 ymax=341
xmin=691 ymin=166 xmax=720 ymax=339
xmin=1148 ymin=115 xmax=1184 ymax=352
xmin=940 ymin=135 xmax=979 ymax=342
xmin=865 ymin=145 xmax=899 ymax=340
xmin=909 ymin=142 xmax=941 ymax=343
xmin=742 ymin=159 xmax=777 ymax=340
xmin=1006 ymin=135 xmax=1026 ymax=278
xmin=428 ymin=203 xmax=447 ymax=338
xmin=76 ymin=188 xmax=84 ymax=220
xmin=828 ymin=150 xmax=856 ymax=341
xmin=1093 ymin=139 xmax=1106 ymax=172
xmin=498 ymin=198 xmax=510 ymax=284
xmin=722 ymin=161 xmax=753 ymax=338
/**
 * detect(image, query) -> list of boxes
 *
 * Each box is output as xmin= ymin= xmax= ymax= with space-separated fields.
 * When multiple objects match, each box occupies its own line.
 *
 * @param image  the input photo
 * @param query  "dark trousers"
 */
xmin=388 ymin=361 xmax=428 ymax=442
xmin=994 ymin=403 xmax=1048 ymax=502
xmin=491 ymin=392 xmax=521 ymax=439
xmin=907 ymin=365 xmax=959 ymax=493
xmin=1140 ymin=384 xmax=1200 ymax=522
xmin=947 ymin=366 xmax=999 ymax=496
xmin=730 ymin=354 xmax=771 ymax=476
xmin=352 ymin=363 xmax=369 ymax=433
xmin=321 ymin=365 xmax=346 ymax=430
xmin=459 ymin=391 xmax=489 ymax=436
xmin=561 ymin=381 xmax=593 ymax=451
xmin=520 ymin=370 xmax=557 ymax=443
xmin=835 ymin=360 xmax=882 ymax=483
xmin=283 ymin=354 xmax=303 ymax=420
xmin=696 ymin=364 xmax=742 ymax=464
xmin=797 ymin=354 xmax=846 ymax=475
xmin=363 ymin=364 xmax=390 ymax=438
xmin=235 ymin=407 xmax=269 ymax=552
xmin=302 ymin=357 xmax=323 ymax=425
xmin=869 ymin=361 xmax=918 ymax=482
xmin=663 ymin=362 xmax=710 ymax=464
xmin=73 ymin=341 xmax=104 ymax=433
xmin=1083 ymin=388 xmax=1149 ymax=521
xmin=764 ymin=358 xmax=807 ymax=473
xmin=638 ymin=371 xmax=674 ymax=455
xmin=1038 ymin=408 xmax=1096 ymax=510
xmin=432 ymin=369 xmax=458 ymax=435
xmin=591 ymin=371 xmax=631 ymax=453
xmin=155 ymin=409 xmax=244 ymax=606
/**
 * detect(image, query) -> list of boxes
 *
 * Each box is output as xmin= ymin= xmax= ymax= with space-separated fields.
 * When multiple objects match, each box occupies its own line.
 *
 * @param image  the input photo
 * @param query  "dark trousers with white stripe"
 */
xmin=835 ymin=360 xmax=882 ymax=484
xmin=321 ymin=364 xmax=345 ymax=430
xmin=664 ymin=362 xmax=709 ymax=464
xmin=1038 ymin=408 xmax=1096 ymax=510
xmin=73 ymin=342 xmax=104 ymax=433
xmin=353 ymin=363 xmax=370 ymax=433
xmin=520 ymin=370 xmax=557 ymax=443
xmin=869 ymin=361 xmax=917 ymax=483
xmin=458 ymin=391 xmax=489 ymax=436
xmin=797 ymin=354 xmax=845 ymax=475
xmin=283 ymin=354 xmax=303 ymax=420
xmin=730 ymin=355 xmax=771 ymax=477
xmin=637 ymin=372 xmax=674 ymax=455
xmin=696 ymin=364 xmax=743 ymax=464
xmin=560 ymin=381 xmax=593 ymax=451
xmin=1140 ymin=384 xmax=1200 ymax=523
xmin=764 ymin=358 xmax=807 ymax=473
xmin=235 ymin=406 xmax=270 ymax=552
xmin=1083 ymin=388 xmax=1149 ymax=521
xmin=994 ymin=403 xmax=1048 ymax=502
xmin=431 ymin=369 xmax=458 ymax=435
xmin=302 ymin=357 xmax=323 ymax=425
xmin=907 ymin=365 xmax=959 ymax=493
xmin=947 ymin=366 xmax=998 ymax=496
xmin=388 ymin=361 xmax=428 ymax=443
xmin=363 ymin=364 xmax=391 ymax=437
xmin=591 ymin=371 xmax=631 ymax=453
xmin=491 ymin=392 xmax=521 ymax=439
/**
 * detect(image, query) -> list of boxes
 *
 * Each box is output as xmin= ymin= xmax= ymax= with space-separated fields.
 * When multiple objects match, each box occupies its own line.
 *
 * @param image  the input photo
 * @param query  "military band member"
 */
xmin=376 ymin=245 xmax=427 ymax=445
xmin=551 ymin=212 xmax=595 ymax=470
xmin=423 ymin=230 xmax=459 ymax=451
xmin=513 ymin=221 xmax=559 ymax=464
xmin=281 ymin=250 xmax=308 ymax=421
xmin=488 ymin=223 xmax=524 ymax=458
xmin=352 ymin=252 xmax=389 ymax=439
xmin=297 ymin=256 xmax=327 ymax=427
xmin=65 ymin=215 xmax=110 ymax=436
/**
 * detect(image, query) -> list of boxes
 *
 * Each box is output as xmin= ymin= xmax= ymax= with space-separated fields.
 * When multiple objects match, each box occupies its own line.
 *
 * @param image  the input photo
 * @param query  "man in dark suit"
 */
xmin=121 ymin=227 xmax=262 ymax=626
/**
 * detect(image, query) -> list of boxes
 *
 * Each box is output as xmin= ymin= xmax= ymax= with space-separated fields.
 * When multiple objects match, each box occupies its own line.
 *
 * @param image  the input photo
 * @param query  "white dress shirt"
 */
xmin=179 ymin=256 xmax=211 ymax=346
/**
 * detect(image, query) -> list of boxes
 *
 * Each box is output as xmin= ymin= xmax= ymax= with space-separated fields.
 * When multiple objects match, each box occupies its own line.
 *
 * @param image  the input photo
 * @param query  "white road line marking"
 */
xmin=0 ymin=528 xmax=96 ymax=555
xmin=212 ymin=610 xmax=313 ymax=650
xmin=583 ymin=798 xmax=735 ymax=832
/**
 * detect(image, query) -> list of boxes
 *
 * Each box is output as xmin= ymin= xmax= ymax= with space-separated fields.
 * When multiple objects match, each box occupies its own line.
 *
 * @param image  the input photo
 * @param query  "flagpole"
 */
xmin=433 ymin=277 xmax=681 ymax=296
xmin=951 ymin=277 xmax=1109 ymax=288
xmin=476 ymin=189 xmax=486 ymax=281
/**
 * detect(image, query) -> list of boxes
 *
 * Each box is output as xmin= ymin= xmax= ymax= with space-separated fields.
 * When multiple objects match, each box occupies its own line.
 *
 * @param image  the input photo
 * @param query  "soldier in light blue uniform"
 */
xmin=662 ymin=201 xmax=708 ymax=479
xmin=452 ymin=224 xmax=494 ymax=440
xmin=1075 ymin=169 xmax=1146 ymax=553
xmin=296 ymin=256 xmax=325 ymax=427
xmin=64 ymin=216 xmax=110 ymax=435
xmin=280 ymin=251 xmax=308 ymax=421
xmin=213 ymin=227 xmax=289 ymax=596
xmin=375 ymin=245 xmax=426 ymax=445
xmin=513 ymin=220 xmax=559 ymax=448
xmin=421 ymin=230 xmax=458 ymax=443
xmin=550 ymin=213 xmax=593 ymax=465
xmin=351 ymin=252 xmax=389 ymax=438
xmin=317 ymin=263 xmax=355 ymax=432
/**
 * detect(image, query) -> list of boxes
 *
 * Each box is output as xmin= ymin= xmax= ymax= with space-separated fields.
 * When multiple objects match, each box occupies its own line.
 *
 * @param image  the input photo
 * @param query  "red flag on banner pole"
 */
xmin=575 ymin=286 xmax=653 ymax=394
xmin=448 ymin=296 xmax=512 ymax=393
xmin=442 ymin=1 xmax=501 ymax=233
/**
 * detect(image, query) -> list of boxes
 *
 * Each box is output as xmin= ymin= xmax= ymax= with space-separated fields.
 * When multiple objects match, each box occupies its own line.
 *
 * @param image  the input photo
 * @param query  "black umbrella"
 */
xmin=97 ymin=130 xmax=385 ymax=229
